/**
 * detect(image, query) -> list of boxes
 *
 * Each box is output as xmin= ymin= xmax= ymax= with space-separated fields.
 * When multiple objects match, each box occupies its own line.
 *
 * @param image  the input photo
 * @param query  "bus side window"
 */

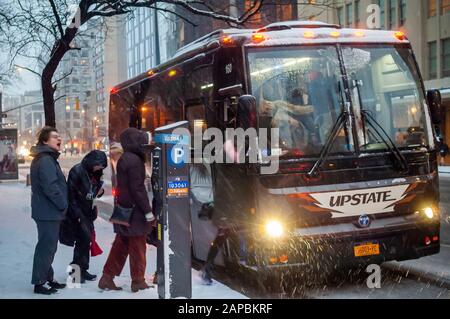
xmin=186 ymin=104 xmax=207 ymax=133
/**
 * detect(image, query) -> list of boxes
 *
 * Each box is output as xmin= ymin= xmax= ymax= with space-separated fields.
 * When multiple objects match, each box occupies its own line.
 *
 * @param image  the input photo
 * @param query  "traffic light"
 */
xmin=75 ymin=97 xmax=80 ymax=111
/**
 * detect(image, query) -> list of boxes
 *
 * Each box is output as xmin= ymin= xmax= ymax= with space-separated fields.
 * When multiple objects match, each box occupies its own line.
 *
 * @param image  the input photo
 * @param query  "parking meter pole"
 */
xmin=154 ymin=121 xmax=191 ymax=299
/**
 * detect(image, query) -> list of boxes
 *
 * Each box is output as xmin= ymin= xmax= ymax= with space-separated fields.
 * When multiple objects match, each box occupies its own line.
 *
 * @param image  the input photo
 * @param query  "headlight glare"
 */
xmin=424 ymin=207 xmax=434 ymax=219
xmin=264 ymin=220 xmax=284 ymax=238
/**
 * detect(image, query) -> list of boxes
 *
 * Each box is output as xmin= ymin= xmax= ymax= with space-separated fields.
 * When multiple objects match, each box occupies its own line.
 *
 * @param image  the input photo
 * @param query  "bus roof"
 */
xmin=110 ymin=20 xmax=409 ymax=93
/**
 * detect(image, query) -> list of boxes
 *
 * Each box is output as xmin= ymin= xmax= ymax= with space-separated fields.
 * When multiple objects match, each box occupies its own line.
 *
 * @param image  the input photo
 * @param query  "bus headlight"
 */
xmin=423 ymin=207 xmax=434 ymax=219
xmin=264 ymin=220 xmax=284 ymax=238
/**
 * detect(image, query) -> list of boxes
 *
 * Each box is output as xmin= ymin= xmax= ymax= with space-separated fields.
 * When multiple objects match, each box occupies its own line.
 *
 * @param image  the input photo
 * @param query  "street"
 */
xmin=438 ymin=174 xmax=450 ymax=245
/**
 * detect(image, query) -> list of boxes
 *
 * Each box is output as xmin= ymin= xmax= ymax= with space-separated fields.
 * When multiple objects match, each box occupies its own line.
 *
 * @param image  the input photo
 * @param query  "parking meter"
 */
xmin=153 ymin=121 xmax=191 ymax=299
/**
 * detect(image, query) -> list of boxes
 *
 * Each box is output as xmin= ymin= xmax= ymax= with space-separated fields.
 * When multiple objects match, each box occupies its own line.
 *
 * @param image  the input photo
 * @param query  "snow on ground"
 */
xmin=439 ymin=166 xmax=450 ymax=175
xmin=0 ymin=182 xmax=246 ymax=299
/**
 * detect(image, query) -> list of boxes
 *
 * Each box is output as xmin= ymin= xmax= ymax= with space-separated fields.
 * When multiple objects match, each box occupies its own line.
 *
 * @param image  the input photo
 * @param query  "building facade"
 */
xmin=125 ymin=4 xmax=178 ymax=79
xmin=175 ymin=0 xmax=300 ymax=49
xmin=54 ymin=29 xmax=94 ymax=153
xmin=18 ymin=90 xmax=44 ymax=146
xmin=92 ymin=16 xmax=127 ymax=150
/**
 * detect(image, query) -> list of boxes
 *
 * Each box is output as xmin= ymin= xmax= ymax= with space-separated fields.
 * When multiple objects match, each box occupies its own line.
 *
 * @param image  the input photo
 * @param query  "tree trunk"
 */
xmin=41 ymin=27 xmax=78 ymax=128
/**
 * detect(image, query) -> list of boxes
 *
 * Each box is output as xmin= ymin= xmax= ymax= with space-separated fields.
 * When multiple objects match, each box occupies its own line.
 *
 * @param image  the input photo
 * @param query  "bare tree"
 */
xmin=0 ymin=0 xmax=265 ymax=127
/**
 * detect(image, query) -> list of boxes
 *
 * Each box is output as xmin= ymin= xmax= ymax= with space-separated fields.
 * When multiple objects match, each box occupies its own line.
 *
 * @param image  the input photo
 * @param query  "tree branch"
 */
xmin=54 ymin=94 xmax=67 ymax=103
xmin=161 ymin=0 xmax=244 ymax=24
xmin=126 ymin=2 xmax=198 ymax=27
xmin=13 ymin=64 xmax=42 ymax=78
xmin=52 ymin=68 xmax=73 ymax=85
xmin=48 ymin=0 xmax=65 ymax=37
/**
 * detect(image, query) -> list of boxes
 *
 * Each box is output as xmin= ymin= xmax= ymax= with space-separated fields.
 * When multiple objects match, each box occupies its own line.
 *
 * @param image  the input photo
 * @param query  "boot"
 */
xmin=152 ymin=272 xmax=158 ymax=285
xmin=34 ymin=284 xmax=57 ymax=295
xmin=200 ymin=266 xmax=213 ymax=286
xmin=47 ymin=280 xmax=66 ymax=289
xmin=82 ymin=270 xmax=97 ymax=282
xmin=131 ymin=280 xmax=151 ymax=293
xmin=98 ymin=273 xmax=122 ymax=291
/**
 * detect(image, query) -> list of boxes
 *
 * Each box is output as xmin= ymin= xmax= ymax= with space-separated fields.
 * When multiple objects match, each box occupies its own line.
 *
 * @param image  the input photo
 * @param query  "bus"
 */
xmin=109 ymin=21 xmax=444 ymax=275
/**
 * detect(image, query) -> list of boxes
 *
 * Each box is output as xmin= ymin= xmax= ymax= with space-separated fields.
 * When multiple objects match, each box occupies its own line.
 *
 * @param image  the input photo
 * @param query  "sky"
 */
xmin=1 ymin=54 xmax=41 ymax=96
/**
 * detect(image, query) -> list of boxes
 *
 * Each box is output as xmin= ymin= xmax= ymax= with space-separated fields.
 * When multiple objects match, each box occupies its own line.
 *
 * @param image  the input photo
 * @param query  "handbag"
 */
xmin=90 ymin=230 xmax=103 ymax=257
xmin=110 ymin=204 xmax=134 ymax=227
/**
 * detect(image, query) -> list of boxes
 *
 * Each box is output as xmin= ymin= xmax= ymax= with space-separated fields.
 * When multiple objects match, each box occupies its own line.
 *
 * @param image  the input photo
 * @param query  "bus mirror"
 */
xmin=237 ymin=95 xmax=257 ymax=130
xmin=427 ymin=89 xmax=442 ymax=125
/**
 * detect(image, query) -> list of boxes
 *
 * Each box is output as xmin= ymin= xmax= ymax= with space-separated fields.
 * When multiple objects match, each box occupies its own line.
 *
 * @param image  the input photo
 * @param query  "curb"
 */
xmin=382 ymin=262 xmax=450 ymax=290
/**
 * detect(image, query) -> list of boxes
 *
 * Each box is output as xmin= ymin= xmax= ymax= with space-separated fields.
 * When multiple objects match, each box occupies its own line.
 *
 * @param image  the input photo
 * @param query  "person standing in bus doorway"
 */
xmin=29 ymin=127 xmax=68 ymax=295
xmin=198 ymin=136 xmax=251 ymax=285
xmin=109 ymin=142 xmax=123 ymax=197
xmin=98 ymin=128 xmax=155 ymax=292
xmin=60 ymin=150 xmax=107 ymax=283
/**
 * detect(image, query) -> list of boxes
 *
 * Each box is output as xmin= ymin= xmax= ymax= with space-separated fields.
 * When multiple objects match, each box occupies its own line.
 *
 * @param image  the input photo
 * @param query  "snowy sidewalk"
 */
xmin=439 ymin=166 xmax=450 ymax=175
xmin=383 ymin=245 xmax=450 ymax=289
xmin=0 ymin=182 xmax=246 ymax=299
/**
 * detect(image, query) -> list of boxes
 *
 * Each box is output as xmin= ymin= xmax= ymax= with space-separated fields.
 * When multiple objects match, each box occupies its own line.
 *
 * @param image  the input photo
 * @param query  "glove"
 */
xmin=145 ymin=212 xmax=155 ymax=222
xmin=97 ymin=188 xmax=105 ymax=198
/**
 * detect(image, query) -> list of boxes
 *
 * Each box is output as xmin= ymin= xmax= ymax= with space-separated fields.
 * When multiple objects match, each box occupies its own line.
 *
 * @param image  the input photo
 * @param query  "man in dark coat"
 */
xmin=30 ymin=127 xmax=68 ymax=295
xmin=99 ymin=128 xmax=155 ymax=292
xmin=60 ymin=150 xmax=107 ymax=283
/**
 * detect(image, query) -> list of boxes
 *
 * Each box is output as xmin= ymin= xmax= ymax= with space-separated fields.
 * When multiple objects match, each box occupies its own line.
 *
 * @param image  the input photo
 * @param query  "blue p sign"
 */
xmin=168 ymin=145 xmax=188 ymax=167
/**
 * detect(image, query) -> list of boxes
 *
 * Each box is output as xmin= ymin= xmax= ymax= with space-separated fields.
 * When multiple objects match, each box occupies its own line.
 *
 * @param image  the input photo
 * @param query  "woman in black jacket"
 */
xmin=61 ymin=150 xmax=107 ymax=283
xmin=99 ymin=128 xmax=155 ymax=292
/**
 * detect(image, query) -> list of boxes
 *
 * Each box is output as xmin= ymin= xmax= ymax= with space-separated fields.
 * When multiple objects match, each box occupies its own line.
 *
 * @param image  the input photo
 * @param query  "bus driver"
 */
xmin=258 ymin=81 xmax=315 ymax=153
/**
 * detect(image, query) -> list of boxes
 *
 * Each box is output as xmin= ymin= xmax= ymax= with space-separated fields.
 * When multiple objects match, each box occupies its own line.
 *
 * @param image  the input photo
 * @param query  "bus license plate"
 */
xmin=354 ymin=242 xmax=380 ymax=257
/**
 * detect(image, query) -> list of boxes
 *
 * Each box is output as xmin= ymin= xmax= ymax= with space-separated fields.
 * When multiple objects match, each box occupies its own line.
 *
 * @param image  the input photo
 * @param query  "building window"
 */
xmin=429 ymin=41 xmax=437 ymax=79
xmin=428 ymin=0 xmax=437 ymax=17
xmin=355 ymin=0 xmax=361 ymax=27
xmin=400 ymin=0 xmax=406 ymax=25
xmin=379 ymin=0 xmax=386 ymax=29
xmin=346 ymin=3 xmax=353 ymax=27
xmin=443 ymin=38 xmax=450 ymax=77
xmin=442 ymin=0 xmax=450 ymax=15
xmin=389 ymin=0 xmax=396 ymax=30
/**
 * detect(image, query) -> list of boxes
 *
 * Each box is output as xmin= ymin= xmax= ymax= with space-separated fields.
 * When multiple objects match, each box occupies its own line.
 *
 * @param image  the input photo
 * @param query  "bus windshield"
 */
xmin=342 ymin=44 xmax=431 ymax=151
xmin=248 ymin=46 xmax=353 ymax=158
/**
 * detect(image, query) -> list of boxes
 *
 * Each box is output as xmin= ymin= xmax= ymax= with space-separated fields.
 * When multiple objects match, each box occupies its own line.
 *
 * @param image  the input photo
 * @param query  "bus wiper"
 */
xmin=361 ymin=110 xmax=409 ymax=173
xmin=351 ymin=78 xmax=409 ymax=173
xmin=307 ymin=110 xmax=348 ymax=178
